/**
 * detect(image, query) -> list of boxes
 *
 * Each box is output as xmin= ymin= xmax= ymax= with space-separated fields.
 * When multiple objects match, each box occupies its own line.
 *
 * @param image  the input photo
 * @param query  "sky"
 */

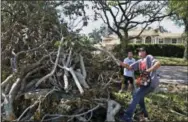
xmin=57 ymin=1 xmax=185 ymax=35
xmin=80 ymin=18 xmax=184 ymax=34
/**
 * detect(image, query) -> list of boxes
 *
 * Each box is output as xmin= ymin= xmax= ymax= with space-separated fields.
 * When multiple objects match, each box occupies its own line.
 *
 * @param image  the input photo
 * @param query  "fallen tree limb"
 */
xmin=69 ymin=67 xmax=84 ymax=94
xmin=1 ymin=74 xmax=14 ymax=89
xmin=41 ymin=104 xmax=100 ymax=122
xmin=78 ymin=42 xmax=120 ymax=66
xmin=79 ymin=54 xmax=87 ymax=79
xmin=35 ymin=37 xmax=64 ymax=87
xmin=21 ymin=65 xmax=46 ymax=92
xmin=3 ymin=78 xmax=21 ymax=121
xmin=75 ymin=70 xmax=89 ymax=89
xmin=18 ymin=88 xmax=57 ymax=121
xmin=93 ymin=46 xmax=120 ymax=66
xmin=50 ymin=59 xmax=84 ymax=94
xmin=4 ymin=82 xmax=14 ymax=95
xmin=17 ymin=101 xmax=39 ymax=121
xmin=64 ymin=48 xmax=72 ymax=91
xmin=106 ymin=100 xmax=121 ymax=122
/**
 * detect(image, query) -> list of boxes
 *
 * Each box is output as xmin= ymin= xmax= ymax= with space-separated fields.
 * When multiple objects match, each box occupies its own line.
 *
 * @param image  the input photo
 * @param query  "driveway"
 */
xmin=157 ymin=66 xmax=188 ymax=84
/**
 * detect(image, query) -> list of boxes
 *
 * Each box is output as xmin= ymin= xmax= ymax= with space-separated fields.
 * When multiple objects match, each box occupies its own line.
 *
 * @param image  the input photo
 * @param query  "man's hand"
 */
xmin=119 ymin=61 xmax=131 ymax=70
xmin=146 ymin=68 xmax=153 ymax=73
xmin=120 ymin=61 xmax=124 ymax=66
xmin=146 ymin=61 xmax=161 ymax=72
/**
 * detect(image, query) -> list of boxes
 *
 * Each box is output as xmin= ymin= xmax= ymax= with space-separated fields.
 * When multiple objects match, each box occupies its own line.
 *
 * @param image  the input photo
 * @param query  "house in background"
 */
xmin=95 ymin=28 xmax=184 ymax=50
xmin=128 ymin=29 xmax=184 ymax=44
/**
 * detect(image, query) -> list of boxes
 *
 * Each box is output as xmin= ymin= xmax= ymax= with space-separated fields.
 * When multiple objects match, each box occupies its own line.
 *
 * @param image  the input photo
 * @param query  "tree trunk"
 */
xmin=119 ymin=31 xmax=129 ymax=60
xmin=183 ymin=39 xmax=187 ymax=60
xmin=121 ymin=31 xmax=128 ymax=51
xmin=183 ymin=18 xmax=188 ymax=60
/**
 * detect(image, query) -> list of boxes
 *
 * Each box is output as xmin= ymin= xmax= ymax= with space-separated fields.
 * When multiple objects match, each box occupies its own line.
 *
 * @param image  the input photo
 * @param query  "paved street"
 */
xmin=158 ymin=66 xmax=188 ymax=84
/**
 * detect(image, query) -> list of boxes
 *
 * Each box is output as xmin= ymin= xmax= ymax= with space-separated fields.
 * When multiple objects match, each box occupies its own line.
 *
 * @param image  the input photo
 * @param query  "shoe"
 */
xmin=139 ymin=113 xmax=149 ymax=122
xmin=139 ymin=117 xmax=149 ymax=122
xmin=119 ymin=89 xmax=124 ymax=93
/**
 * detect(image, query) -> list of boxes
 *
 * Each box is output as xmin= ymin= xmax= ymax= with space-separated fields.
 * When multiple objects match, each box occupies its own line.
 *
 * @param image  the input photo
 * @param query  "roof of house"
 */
xmin=159 ymin=33 xmax=183 ymax=38
xmin=128 ymin=29 xmax=159 ymax=36
xmin=101 ymin=28 xmax=183 ymax=42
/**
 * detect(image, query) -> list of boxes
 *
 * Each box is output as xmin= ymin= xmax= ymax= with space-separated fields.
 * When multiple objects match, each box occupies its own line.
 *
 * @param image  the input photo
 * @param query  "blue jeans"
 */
xmin=124 ymin=85 xmax=154 ymax=120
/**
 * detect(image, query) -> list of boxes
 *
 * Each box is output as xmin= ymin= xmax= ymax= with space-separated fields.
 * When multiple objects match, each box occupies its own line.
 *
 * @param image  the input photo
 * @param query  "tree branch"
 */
xmin=1 ymin=74 xmax=14 ymax=89
xmin=35 ymin=37 xmax=64 ymax=87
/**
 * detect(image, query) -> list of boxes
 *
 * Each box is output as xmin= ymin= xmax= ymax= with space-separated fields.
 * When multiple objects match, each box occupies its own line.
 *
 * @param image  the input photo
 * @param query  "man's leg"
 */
xmin=124 ymin=76 xmax=129 ymax=90
xmin=139 ymin=97 xmax=148 ymax=117
xmin=123 ymin=85 xmax=153 ymax=120
xmin=119 ymin=76 xmax=127 ymax=93
xmin=129 ymin=77 xmax=135 ymax=93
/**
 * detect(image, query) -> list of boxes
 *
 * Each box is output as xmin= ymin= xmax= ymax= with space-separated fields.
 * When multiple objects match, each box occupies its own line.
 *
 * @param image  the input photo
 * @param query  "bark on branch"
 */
xmin=79 ymin=54 xmax=87 ymax=79
xmin=35 ymin=37 xmax=64 ymax=87
xmin=1 ymin=74 xmax=14 ymax=89
xmin=106 ymin=100 xmax=121 ymax=122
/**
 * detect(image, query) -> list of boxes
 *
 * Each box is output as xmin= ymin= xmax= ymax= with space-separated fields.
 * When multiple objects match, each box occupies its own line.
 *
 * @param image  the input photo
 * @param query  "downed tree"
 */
xmin=1 ymin=33 xmax=123 ymax=122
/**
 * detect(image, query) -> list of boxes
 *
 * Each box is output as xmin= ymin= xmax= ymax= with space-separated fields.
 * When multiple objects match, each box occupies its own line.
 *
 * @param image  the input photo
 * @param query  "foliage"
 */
xmin=113 ymin=44 xmax=185 ymax=58
xmin=168 ymin=0 xmax=188 ymax=60
xmin=1 ymin=0 xmax=90 ymax=80
xmin=168 ymin=0 xmax=188 ymax=26
xmin=1 ymin=1 xmax=62 ymax=80
xmin=88 ymin=24 xmax=113 ymax=44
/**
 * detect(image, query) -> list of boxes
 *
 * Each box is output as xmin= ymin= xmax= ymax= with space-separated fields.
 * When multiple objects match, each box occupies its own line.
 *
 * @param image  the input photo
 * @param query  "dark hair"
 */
xmin=127 ymin=50 xmax=133 ymax=53
xmin=137 ymin=47 xmax=148 ymax=54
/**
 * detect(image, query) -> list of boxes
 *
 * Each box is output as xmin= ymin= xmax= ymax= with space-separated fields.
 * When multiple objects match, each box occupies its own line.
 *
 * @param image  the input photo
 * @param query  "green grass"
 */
xmin=134 ymin=56 xmax=187 ymax=66
xmin=112 ymin=91 xmax=188 ymax=122
xmin=156 ymin=56 xmax=187 ymax=66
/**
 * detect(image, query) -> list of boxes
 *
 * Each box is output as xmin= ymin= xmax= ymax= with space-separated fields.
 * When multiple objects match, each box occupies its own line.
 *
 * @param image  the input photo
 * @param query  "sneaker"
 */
xmin=119 ymin=89 xmax=124 ymax=93
xmin=139 ymin=113 xmax=149 ymax=122
xmin=140 ymin=117 xmax=149 ymax=122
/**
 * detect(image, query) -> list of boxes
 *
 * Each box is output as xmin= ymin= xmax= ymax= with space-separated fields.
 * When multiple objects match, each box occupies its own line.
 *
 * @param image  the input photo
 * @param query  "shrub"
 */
xmin=113 ymin=44 xmax=185 ymax=58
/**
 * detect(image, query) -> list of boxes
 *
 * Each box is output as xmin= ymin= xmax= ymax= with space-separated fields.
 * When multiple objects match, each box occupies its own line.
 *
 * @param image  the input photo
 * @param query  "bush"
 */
xmin=113 ymin=44 xmax=185 ymax=58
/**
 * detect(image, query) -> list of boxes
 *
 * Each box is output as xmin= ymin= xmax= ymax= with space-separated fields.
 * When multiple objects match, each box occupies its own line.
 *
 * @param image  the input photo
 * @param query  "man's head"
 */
xmin=127 ymin=51 xmax=133 ymax=59
xmin=138 ymin=47 xmax=147 ymax=58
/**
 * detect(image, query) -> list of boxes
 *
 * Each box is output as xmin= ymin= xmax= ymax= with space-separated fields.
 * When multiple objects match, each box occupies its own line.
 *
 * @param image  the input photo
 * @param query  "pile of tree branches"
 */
xmin=1 ymin=1 xmax=123 ymax=121
xmin=1 ymin=33 xmax=124 ymax=122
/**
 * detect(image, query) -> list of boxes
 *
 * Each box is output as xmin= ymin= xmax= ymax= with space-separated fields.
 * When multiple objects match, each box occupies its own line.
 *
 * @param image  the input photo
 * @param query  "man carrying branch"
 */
xmin=119 ymin=47 xmax=161 ymax=122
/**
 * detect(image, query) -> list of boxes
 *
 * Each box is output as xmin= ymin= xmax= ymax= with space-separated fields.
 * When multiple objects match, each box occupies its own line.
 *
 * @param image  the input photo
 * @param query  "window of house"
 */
xmin=128 ymin=40 xmax=132 ymax=43
xmin=145 ymin=36 xmax=152 ymax=43
xmin=136 ymin=40 xmax=142 ymax=43
xmin=159 ymin=39 xmax=163 ymax=44
xmin=172 ymin=38 xmax=177 ymax=44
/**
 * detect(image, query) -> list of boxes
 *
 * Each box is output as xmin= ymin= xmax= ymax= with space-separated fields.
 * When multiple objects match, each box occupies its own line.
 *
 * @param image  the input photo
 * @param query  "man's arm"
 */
xmin=119 ymin=60 xmax=139 ymax=71
xmin=119 ymin=61 xmax=131 ymax=69
xmin=146 ymin=61 xmax=161 ymax=72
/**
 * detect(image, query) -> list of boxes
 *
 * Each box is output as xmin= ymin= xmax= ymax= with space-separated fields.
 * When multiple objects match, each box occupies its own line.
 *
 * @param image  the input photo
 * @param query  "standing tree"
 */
xmin=168 ymin=0 xmax=188 ymax=60
xmin=88 ymin=24 xmax=113 ymax=43
xmin=92 ymin=0 xmax=172 ymax=49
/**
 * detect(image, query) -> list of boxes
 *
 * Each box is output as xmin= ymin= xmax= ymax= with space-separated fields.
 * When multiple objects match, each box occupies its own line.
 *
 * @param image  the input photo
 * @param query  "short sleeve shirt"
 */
xmin=130 ymin=55 xmax=159 ymax=88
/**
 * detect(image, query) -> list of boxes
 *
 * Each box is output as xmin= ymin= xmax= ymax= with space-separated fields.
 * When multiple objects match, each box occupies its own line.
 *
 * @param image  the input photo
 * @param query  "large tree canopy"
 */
xmin=168 ymin=0 xmax=188 ymax=60
xmin=92 ymin=0 xmax=172 ymax=48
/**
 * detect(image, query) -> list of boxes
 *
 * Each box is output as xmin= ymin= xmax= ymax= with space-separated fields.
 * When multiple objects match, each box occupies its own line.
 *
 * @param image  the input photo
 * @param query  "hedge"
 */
xmin=113 ymin=44 xmax=185 ymax=58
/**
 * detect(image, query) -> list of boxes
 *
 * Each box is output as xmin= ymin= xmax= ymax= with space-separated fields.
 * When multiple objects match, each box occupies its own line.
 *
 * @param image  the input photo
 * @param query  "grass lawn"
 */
xmin=113 ymin=91 xmax=188 ymax=122
xmin=155 ymin=56 xmax=187 ymax=66
xmin=134 ymin=56 xmax=187 ymax=66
